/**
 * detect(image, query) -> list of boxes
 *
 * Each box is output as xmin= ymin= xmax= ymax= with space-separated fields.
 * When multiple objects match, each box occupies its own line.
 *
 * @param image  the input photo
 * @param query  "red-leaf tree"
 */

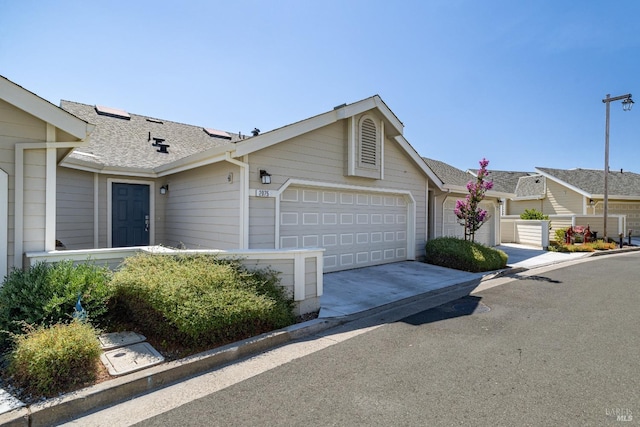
xmin=454 ymin=158 xmax=494 ymax=242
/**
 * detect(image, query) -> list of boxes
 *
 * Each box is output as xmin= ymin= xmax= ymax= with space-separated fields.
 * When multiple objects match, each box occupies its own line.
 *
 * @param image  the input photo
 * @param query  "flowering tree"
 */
xmin=454 ymin=158 xmax=494 ymax=242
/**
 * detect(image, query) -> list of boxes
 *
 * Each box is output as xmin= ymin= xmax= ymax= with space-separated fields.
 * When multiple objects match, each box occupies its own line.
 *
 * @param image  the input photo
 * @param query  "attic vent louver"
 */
xmin=95 ymin=105 xmax=130 ymax=120
xmin=203 ymin=128 xmax=232 ymax=140
xmin=360 ymin=118 xmax=377 ymax=165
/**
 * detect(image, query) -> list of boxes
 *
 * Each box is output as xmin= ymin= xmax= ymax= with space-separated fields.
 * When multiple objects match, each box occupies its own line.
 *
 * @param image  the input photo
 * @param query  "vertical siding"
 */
xmin=56 ymin=167 xmax=94 ymax=249
xmin=162 ymin=163 xmax=241 ymax=250
xmin=247 ymin=118 xmax=429 ymax=259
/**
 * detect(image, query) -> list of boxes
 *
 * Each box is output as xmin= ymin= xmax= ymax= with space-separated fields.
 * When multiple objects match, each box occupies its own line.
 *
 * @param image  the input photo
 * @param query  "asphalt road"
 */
xmin=69 ymin=253 xmax=640 ymax=426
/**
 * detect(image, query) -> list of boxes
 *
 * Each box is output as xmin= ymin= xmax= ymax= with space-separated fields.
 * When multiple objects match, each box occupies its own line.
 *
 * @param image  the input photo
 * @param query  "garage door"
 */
xmin=603 ymin=203 xmax=640 ymax=236
xmin=280 ymin=186 xmax=408 ymax=272
xmin=443 ymin=198 xmax=495 ymax=246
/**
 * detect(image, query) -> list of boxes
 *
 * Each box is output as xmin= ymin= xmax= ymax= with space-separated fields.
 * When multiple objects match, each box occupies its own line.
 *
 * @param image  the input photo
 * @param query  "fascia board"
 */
xmin=534 ymin=168 xmax=590 ymax=198
xmin=0 ymin=76 xmax=93 ymax=140
xmin=233 ymin=96 xmax=405 ymax=158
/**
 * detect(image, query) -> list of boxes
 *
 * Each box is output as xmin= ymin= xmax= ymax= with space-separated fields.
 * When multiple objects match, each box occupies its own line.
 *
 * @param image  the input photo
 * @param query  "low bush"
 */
xmin=548 ymin=240 xmax=616 ymax=252
xmin=110 ymin=254 xmax=296 ymax=350
xmin=425 ymin=237 xmax=508 ymax=272
xmin=520 ymin=209 xmax=549 ymax=221
xmin=8 ymin=321 xmax=102 ymax=397
xmin=0 ymin=261 xmax=113 ymax=347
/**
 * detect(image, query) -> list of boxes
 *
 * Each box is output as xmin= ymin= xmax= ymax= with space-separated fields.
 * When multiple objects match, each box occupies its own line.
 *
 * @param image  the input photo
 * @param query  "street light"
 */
xmin=602 ymin=93 xmax=633 ymax=241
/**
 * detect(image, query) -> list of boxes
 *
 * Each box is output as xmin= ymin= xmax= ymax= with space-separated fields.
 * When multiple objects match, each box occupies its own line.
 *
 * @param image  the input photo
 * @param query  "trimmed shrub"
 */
xmin=520 ymin=209 xmax=549 ymax=221
xmin=425 ymin=237 xmax=508 ymax=272
xmin=0 ymin=261 xmax=113 ymax=345
xmin=110 ymin=254 xmax=295 ymax=348
xmin=8 ymin=321 xmax=102 ymax=397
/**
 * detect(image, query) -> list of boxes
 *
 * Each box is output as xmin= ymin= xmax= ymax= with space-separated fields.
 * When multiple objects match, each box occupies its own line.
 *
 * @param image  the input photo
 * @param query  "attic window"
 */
xmin=359 ymin=117 xmax=378 ymax=166
xmin=146 ymin=118 xmax=163 ymax=124
xmin=203 ymin=128 xmax=232 ymax=140
xmin=95 ymin=105 xmax=130 ymax=120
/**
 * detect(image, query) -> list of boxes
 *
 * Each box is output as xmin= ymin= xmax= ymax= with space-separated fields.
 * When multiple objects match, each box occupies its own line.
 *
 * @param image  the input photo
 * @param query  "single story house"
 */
xmin=53 ymin=94 xmax=451 ymax=273
xmin=495 ymin=166 xmax=640 ymax=240
xmin=422 ymin=158 xmax=506 ymax=246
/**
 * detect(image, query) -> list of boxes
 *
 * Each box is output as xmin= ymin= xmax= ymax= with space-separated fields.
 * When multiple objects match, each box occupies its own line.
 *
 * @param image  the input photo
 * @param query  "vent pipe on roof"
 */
xmin=252 ymin=128 xmax=260 ymax=136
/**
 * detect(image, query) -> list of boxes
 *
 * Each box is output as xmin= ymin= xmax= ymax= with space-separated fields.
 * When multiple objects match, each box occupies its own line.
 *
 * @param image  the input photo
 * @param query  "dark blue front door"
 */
xmin=112 ymin=183 xmax=150 ymax=247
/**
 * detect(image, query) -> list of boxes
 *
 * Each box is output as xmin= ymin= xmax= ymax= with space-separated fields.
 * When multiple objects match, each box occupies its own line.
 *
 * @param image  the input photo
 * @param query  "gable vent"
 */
xmin=204 ymin=128 xmax=232 ymax=140
xmin=95 ymin=105 xmax=130 ymax=120
xmin=360 ymin=118 xmax=377 ymax=165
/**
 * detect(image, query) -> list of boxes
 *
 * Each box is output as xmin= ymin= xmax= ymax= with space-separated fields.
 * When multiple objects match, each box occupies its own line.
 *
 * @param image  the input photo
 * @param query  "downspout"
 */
xmin=225 ymin=152 xmax=249 ymax=248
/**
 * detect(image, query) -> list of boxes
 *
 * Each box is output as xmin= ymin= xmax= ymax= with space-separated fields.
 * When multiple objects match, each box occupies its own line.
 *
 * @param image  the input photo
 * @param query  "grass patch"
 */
xmin=425 ymin=237 xmax=508 ymax=272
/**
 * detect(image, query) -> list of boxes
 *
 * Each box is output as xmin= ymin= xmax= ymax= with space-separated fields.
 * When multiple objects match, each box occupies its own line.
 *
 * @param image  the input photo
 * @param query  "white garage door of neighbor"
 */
xmin=280 ymin=186 xmax=409 ymax=272
xmin=443 ymin=199 xmax=494 ymax=246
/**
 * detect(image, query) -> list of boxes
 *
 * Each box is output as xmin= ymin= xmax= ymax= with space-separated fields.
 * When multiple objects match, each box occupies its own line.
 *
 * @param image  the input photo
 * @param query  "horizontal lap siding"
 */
xmin=248 ymin=119 xmax=428 ymax=259
xmin=0 ymin=100 xmax=47 ymax=267
xmin=544 ymin=180 xmax=583 ymax=215
xmin=163 ymin=164 xmax=241 ymax=250
xmin=57 ymin=168 xmax=94 ymax=249
xmin=23 ymin=150 xmax=46 ymax=253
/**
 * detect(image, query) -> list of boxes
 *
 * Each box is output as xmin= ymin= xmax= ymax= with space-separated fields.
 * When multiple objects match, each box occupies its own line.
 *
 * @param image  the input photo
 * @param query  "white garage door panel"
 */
xmin=280 ymin=187 xmax=408 ymax=272
xmin=443 ymin=199 xmax=494 ymax=246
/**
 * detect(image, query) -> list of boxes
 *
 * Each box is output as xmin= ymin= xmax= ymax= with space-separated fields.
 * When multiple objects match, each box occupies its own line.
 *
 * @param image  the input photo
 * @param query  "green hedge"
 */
xmin=109 ymin=254 xmax=296 ymax=348
xmin=425 ymin=237 xmax=508 ymax=272
xmin=0 ymin=260 xmax=113 ymax=347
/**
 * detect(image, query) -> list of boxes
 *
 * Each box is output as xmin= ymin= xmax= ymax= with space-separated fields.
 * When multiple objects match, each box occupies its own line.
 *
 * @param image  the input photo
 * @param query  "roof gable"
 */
xmin=536 ymin=166 xmax=640 ymax=198
xmin=0 ymin=75 xmax=93 ymax=140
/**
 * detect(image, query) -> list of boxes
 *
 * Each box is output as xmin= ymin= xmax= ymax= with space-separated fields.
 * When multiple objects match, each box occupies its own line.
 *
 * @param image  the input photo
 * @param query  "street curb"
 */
xmin=2 ymin=246 xmax=639 ymax=426
xmin=0 ymin=318 xmax=343 ymax=427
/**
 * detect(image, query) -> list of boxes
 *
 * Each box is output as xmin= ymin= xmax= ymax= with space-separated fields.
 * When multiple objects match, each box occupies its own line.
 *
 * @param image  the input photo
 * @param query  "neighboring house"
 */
xmin=57 ymin=95 xmax=444 ymax=272
xmin=0 ymin=76 xmax=94 ymax=277
xmin=534 ymin=167 xmax=640 ymax=236
xmin=422 ymin=158 xmax=505 ymax=246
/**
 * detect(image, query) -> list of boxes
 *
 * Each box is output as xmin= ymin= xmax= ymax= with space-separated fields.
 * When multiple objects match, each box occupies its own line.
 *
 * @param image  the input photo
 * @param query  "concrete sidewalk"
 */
xmin=1 ymin=243 xmax=637 ymax=426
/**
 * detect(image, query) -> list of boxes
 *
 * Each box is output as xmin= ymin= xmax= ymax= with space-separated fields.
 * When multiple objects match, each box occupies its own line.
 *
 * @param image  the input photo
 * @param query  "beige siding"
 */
xmin=247 ymin=119 xmax=429 ymax=259
xmin=249 ymin=196 xmax=276 ymax=248
xmin=162 ymin=164 xmax=241 ymax=250
xmin=543 ymin=180 xmax=583 ymax=215
xmin=56 ymin=168 xmax=94 ymax=249
xmin=22 ymin=150 xmax=46 ymax=253
xmin=507 ymin=199 xmax=544 ymax=216
xmin=0 ymin=99 xmax=49 ymax=267
xmin=597 ymin=201 xmax=640 ymax=236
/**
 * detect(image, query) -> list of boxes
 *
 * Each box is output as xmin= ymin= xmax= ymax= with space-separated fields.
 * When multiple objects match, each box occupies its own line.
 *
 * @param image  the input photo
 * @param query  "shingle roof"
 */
xmin=537 ymin=167 xmax=640 ymax=197
xmin=515 ymin=175 xmax=545 ymax=198
xmin=60 ymin=101 xmax=242 ymax=169
xmin=487 ymin=170 xmax=532 ymax=194
xmin=422 ymin=158 xmax=472 ymax=187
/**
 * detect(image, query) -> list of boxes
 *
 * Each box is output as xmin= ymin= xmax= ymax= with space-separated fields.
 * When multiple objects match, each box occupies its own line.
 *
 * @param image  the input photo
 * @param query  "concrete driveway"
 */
xmin=319 ymin=243 xmax=592 ymax=318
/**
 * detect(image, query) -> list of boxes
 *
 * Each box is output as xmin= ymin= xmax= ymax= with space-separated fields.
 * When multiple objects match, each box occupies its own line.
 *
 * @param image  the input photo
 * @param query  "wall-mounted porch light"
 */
xmin=160 ymin=185 xmax=169 ymax=195
xmin=259 ymin=170 xmax=271 ymax=185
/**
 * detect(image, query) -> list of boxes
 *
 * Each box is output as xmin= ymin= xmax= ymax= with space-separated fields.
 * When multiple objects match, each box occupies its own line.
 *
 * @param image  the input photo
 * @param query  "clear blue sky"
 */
xmin=2 ymin=1 xmax=639 ymax=173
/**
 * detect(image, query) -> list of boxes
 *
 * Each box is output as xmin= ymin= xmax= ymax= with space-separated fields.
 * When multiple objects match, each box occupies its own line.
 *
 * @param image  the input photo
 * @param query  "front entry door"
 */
xmin=112 ymin=183 xmax=150 ymax=247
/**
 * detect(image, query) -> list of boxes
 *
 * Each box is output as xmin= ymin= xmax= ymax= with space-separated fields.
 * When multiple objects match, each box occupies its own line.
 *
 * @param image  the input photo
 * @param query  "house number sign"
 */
xmin=256 ymin=189 xmax=272 ymax=197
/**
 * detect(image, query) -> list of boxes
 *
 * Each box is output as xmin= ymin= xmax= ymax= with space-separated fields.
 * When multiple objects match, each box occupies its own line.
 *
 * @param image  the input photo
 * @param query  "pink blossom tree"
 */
xmin=454 ymin=158 xmax=494 ymax=242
